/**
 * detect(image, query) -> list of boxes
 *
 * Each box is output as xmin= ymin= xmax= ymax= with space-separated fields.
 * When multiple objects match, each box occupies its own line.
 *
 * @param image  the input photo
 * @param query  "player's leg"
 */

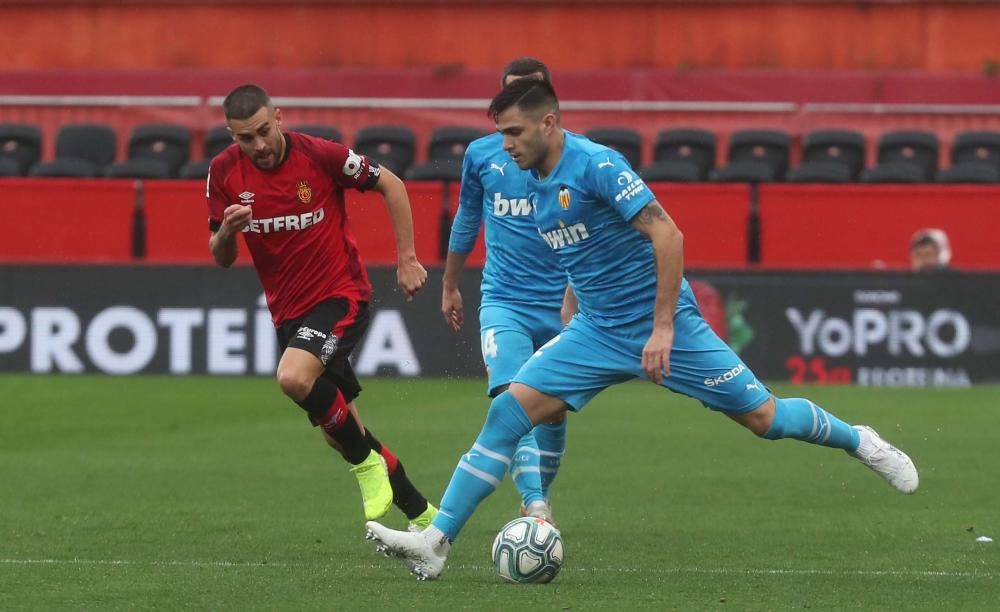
xmin=665 ymin=283 xmax=918 ymax=493
xmin=366 ymin=385 xmax=565 ymax=580
xmin=366 ymin=316 xmax=628 ymax=580
xmin=528 ymin=310 xmax=570 ymax=506
xmin=276 ymin=299 xmax=393 ymax=520
xmin=480 ymin=305 xmax=545 ymax=514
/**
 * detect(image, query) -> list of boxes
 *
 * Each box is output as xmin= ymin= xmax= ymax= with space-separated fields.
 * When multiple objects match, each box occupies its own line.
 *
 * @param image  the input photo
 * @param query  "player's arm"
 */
xmin=630 ymin=200 xmax=684 ymax=384
xmin=206 ymin=161 xmax=251 ymax=268
xmin=371 ymin=166 xmax=428 ymax=301
xmin=442 ymin=151 xmax=485 ymax=331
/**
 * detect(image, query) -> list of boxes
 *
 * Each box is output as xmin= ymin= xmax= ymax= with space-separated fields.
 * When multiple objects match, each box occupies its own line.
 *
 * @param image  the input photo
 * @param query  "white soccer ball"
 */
xmin=491 ymin=516 xmax=564 ymax=584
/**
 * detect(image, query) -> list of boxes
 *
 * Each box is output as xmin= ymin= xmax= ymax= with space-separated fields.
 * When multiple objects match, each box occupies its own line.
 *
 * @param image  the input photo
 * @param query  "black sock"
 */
xmin=365 ymin=430 xmax=429 ymax=520
xmin=298 ymin=377 xmax=371 ymax=465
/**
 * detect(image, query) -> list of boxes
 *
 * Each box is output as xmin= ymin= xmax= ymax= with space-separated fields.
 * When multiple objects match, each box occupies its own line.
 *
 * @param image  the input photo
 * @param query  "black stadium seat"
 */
xmin=0 ymin=123 xmax=43 ymax=175
xmin=651 ymin=128 xmax=716 ymax=180
xmin=794 ymin=129 xmax=866 ymax=181
xmin=355 ymin=125 xmax=416 ymax=176
xmin=862 ymin=160 xmax=926 ymax=184
xmin=105 ymin=158 xmax=171 ymax=180
xmin=406 ymin=126 xmax=487 ymax=181
xmin=178 ymin=126 xmax=233 ymax=179
xmin=585 ymin=127 xmax=643 ymax=169
xmin=31 ymin=123 xmax=117 ymax=177
xmin=639 ymin=160 xmax=700 ymax=182
xmin=938 ymin=161 xmax=1000 ymax=184
xmin=711 ymin=129 xmax=789 ymax=182
xmin=787 ymin=160 xmax=854 ymax=183
xmin=29 ymin=158 xmax=98 ymax=178
xmin=951 ymin=130 xmax=1000 ymax=168
xmin=108 ymin=123 xmax=191 ymax=178
xmin=292 ymin=124 xmax=343 ymax=143
xmin=0 ymin=157 xmax=21 ymax=177
xmin=866 ymin=130 xmax=939 ymax=182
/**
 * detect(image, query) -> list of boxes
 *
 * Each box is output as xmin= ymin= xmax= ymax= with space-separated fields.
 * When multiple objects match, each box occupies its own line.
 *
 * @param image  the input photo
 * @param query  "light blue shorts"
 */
xmin=479 ymin=302 xmax=564 ymax=397
xmin=511 ymin=284 xmax=770 ymax=413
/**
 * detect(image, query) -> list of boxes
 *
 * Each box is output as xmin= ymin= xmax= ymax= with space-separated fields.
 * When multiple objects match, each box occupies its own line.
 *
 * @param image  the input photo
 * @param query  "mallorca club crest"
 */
xmin=558 ymin=185 xmax=571 ymax=210
xmin=296 ymin=180 xmax=313 ymax=205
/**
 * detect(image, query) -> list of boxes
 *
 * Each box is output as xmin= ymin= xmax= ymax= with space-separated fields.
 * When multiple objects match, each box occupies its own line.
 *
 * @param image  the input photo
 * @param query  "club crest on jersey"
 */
xmin=296 ymin=180 xmax=313 ymax=205
xmin=558 ymin=185 xmax=571 ymax=209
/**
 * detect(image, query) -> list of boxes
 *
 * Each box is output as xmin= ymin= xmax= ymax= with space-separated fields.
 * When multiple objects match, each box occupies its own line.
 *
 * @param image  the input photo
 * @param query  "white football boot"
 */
xmin=366 ymin=521 xmax=450 ymax=581
xmin=521 ymin=499 xmax=556 ymax=527
xmin=850 ymin=426 xmax=919 ymax=494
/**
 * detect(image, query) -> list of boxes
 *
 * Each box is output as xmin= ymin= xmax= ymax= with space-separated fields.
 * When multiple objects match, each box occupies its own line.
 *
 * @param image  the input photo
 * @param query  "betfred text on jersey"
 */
xmin=493 ymin=193 xmax=533 ymax=217
xmin=242 ymin=208 xmax=326 ymax=234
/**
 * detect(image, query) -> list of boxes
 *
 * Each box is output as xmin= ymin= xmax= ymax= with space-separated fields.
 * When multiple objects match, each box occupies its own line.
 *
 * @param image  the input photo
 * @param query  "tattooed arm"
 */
xmin=630 ymin=200 xmax=684 ymax=383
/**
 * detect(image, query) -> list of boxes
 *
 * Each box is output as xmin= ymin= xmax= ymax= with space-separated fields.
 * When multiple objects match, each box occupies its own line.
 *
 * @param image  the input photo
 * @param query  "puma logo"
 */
xmin=597 ymin=156 xmax=614 ymax=169
xmin=490 ymin=162 xmax=508 ymax=176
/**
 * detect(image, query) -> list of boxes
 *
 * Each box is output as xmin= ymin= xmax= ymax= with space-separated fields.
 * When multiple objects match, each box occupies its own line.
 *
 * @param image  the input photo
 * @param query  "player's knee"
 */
xmin=276 ymin=366 xmax=313 ymax=402
xmin=731 ymin=397 xmax=776 ymax=438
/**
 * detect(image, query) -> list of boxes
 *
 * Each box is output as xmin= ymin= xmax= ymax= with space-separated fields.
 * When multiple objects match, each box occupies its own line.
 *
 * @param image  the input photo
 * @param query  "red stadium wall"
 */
xmin=3 ymin=1 xmax=1000 ymax=71
xmin=1 ymin=180 xmax=997 ymax=270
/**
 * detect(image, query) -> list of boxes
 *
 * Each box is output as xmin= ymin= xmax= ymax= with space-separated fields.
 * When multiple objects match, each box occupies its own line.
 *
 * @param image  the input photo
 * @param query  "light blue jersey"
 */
xmin=527 ymin=132 xmax=657 ymax=327
xmin=516 ymin=132 xmax=771 ymax=413
xmin=449 ymin=133 xmax=565 ymax=310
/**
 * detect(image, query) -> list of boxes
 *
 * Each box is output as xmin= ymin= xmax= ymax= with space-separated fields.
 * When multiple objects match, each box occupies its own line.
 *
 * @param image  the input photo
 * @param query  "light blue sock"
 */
xmin=433 ymin=392 xmax=533 ymax=541
xmin=763 ymin=397 xmax=860 ymax=451
xmin=510 ymin=431 xmax=545 ymax=507
xmin=533 ymin=421 xmax=566 ymax=498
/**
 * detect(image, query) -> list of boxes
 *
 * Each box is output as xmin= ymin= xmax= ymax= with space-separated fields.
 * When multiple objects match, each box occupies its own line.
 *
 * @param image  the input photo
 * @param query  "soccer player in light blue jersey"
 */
xmin=368 ymin=78 xmax=919 ymax=580
xmin=442 ymin=58 xmax=568 ymax=524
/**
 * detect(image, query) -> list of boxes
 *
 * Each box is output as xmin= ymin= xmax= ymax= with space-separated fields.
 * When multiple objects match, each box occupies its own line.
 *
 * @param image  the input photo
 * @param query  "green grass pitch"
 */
xmin=1 ymin=375 xmax=998 ymax=610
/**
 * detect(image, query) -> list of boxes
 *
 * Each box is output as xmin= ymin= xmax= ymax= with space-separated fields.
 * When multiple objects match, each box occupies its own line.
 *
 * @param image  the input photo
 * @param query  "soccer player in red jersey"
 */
xmin=206 ymin=84 xmax=436 ymax=529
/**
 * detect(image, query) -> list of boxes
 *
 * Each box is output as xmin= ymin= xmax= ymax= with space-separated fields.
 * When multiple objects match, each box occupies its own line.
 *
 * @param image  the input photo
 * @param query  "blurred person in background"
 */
xmin=910 ymin=228 xmax=952 ymax=272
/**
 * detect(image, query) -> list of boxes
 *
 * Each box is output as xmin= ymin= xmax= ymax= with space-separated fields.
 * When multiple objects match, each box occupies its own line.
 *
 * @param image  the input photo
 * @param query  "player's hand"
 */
xmin=397 ymin=258 xmax=427 ymax=302
xmin=441 ymin=286 xmax=464 ymax=331
xmin=642 ymin=324 xmax=674 ymax=385
xmin=220 ymin=204 xmax=253 ymax=236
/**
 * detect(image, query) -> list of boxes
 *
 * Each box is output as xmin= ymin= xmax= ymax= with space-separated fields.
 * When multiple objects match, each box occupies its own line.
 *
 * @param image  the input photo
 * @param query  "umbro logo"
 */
xmin=238 ymin=191 xmax=255 ymax=204
xmin=490 ymin=162 xmax=508 ymax=176
xmin=597 ymin=157 xmax=614 ymax=169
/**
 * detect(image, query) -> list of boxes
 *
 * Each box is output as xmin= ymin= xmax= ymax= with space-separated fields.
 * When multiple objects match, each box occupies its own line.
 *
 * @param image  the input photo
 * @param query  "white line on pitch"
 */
xmin=0 ymin=558 xmax=995 ymax=579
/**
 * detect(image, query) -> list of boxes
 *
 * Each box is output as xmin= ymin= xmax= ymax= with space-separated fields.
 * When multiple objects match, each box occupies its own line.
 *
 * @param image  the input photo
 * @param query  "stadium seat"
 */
xmin=203 ymin=125 xmax=234 ymax=160
xmin=108 ymin=123 xmax=191 ymax=178
xmin=786 ymin=160 xmax=853 ymax=183
xmin=105 ymin=158 xmax=171 ymax=180
xmin=653 ymin=128 xmax=716 ymax=180
xmin=30 ymin=123 xmax=116 ymax=177
xmin=292 ymin=124 xmax=343 ymax=143
xmin=0 ymin=123 xmax=43 ymax=175
xmin=0 ymin=157 xmax=20 ymax=177
xmin=425 ymin=126 xmax=489 ymax=163
xmin=405 ymin=159 xmax=463 ymax=181
xmin=710 ymin=158 xmax=777 ymax=183
xmin=585 ymin=127 xmax=643 ymax=169
xmin=639 ymin=160 xmax=700 ymax=182
xmin=711 ymin=129 xmax=789 ymax=182
xmin=355 ymin=125 xmax=417 ymax=176
xmin=178 ymin=126 xmax=232 ymax=179
xmin=868 ymin=130 xmax=939 ymax=182
xmin=29 ymin=158 xmax=98 ymax=178
xmin=862 ymin=160 xmax=926 ymax=184
xmin=795 ymin=129 xmax=866 ymax=181
xmin=950 ymin=131 xmax=1000 ymax=168
xmin=405 ymin=126 xmax=486 ymax=181
xmin=937 ymin=161 xmax=1000 ymax=184
xmin=179 ymin=159 xmax=211 ymax=179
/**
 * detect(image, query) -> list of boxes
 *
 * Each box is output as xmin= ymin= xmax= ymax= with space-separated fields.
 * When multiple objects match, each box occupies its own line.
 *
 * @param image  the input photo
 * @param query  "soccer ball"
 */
xmin=491 ymin=516 xmax=564 ymax=584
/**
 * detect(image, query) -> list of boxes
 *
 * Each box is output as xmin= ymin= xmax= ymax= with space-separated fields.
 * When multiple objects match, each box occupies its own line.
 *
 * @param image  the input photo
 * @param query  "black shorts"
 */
xmin=276 ymin=298 xmax=370 ymax=403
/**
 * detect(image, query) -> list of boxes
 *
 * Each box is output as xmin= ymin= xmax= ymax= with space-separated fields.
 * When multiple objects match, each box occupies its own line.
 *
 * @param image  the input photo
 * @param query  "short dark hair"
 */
xmin=501 ymin=57 xmax=551 ymax=86
xmin=223 ymin=84 xmax=271 ymax=121
xmin=488 ymin=78 xmax=559 ymax=123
